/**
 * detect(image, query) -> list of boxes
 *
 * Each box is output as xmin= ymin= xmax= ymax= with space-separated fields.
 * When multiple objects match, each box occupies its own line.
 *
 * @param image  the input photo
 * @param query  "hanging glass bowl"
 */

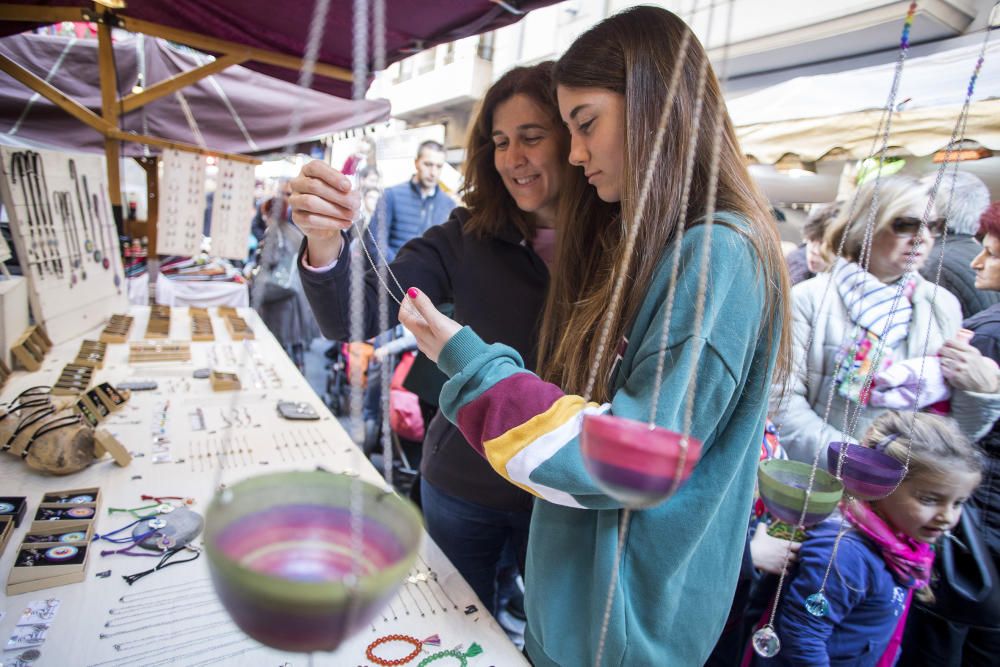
xmin=758 ymin=460 xmax=844 ymax=527
xmin=204 ymin=471 xmax=423 ymax=653
xmin=826 ymin=441 xmax=906 ymax=501
xmin=581 ymin=414 xmax=702 ymax=509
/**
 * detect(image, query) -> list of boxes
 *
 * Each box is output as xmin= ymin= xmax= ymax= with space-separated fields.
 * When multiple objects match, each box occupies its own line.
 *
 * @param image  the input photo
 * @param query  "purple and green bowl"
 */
xmin=758 ymin=459 xmax=843 ymax=527
xmin=826 ymin=441 xmax=906 ymax=501
xmin=204 ymin=471 xmax=423 ymax=653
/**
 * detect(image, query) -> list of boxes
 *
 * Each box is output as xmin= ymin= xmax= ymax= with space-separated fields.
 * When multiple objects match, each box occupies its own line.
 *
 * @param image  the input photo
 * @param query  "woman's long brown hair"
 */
xmin=461 ymin=62 xmax=573 ymax=240
xmin=541 ymin=6 xmax=792 ymax=403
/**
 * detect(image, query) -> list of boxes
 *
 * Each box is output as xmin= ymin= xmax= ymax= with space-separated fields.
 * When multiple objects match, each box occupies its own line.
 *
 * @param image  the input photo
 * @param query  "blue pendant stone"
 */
xmin=805 ymin=592 xmax=830 ymax=617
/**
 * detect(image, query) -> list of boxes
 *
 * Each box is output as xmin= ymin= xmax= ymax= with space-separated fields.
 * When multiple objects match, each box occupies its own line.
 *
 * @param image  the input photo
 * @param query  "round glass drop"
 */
xmin=752 ymin=626 xmax=781 ymax=658
xmin=805 ymin=592 xmax=830 ymax=617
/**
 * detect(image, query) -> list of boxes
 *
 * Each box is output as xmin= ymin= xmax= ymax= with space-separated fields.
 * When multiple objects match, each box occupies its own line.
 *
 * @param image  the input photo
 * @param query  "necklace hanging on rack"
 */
xmin=29 ymin=151 xmax=63 ymax=280
xmin=98 ymin=188 xmax=122 ymax=292
xmin=10 ymin=152 xmax=49 ymax=278
xmin=54 ymin=191 xmax=85 ymax=285
xmin=81 ymin=173 xmax=103 ymax=264
xmin=69 ymin=159 xmax=96 ymax=259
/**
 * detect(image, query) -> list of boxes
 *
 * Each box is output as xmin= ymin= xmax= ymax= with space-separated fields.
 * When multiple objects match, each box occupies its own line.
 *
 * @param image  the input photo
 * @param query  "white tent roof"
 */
xmin=729 ymin=41 xmax=1000 ymax=162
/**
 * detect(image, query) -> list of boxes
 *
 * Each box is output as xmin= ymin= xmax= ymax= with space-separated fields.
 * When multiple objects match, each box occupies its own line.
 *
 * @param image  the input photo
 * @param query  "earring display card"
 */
xmin=157 ymin=148 xmax=206 ymax=257
xmin=0 ymin=147 xmax=127 ymax=344
xmin=209 ymin=159 xmax=255 ymax=260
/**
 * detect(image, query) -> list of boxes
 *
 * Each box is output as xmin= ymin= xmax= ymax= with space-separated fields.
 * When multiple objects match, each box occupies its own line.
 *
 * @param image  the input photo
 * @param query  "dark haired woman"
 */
xmin=289 ymin=62 xmax=575 ymax=616
xmin=398 ymin=7 xmax=792 ymax=666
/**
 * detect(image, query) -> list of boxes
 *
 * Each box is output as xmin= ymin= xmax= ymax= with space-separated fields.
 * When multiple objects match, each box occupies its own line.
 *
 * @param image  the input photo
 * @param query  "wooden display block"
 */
xmin=128 ymin=341 xmax=191 ymax=363
xmin=10 ymin=325 xmax=48 ymax=371
xmin=52 ymin=363 xmax=94 ymax=395
xmin=74 ymin=339 xmax=107 ymax=368
xmin=0 ymin=357 xmax=10 ymax=389
xmin=38 ymin=486 xmax=101 ymax=511
xmin=100 ymin=314 xmax=134 ymax=343
xmin=144 ymin=304 xmax=171 ymax=339
xmin=190 ymin=307 xmax=215 ymax=341
xmin=7 ymin=541 xmax=91 ymax=594
xmin=94 ymin=382 xmax=128 ymax=412
xmin=0 ymin=496 xmax=28 ymax=527
xmin=20 ymin=520 xmax=93 ymax=545
xmin=93 ymin=429 xmax=132 ymax=466
xmin=210 ymin=370 xmax=242 ymax=391
xmin=222 ymin=313 xmax=254 ymax=341
xmin=0 ymin=516 xmax=13 ymax=556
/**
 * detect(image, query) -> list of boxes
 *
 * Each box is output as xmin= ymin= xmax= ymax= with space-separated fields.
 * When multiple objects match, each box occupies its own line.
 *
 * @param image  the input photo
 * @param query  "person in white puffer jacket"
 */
xmin=771 ymin=175 xmax=1000 ymax=463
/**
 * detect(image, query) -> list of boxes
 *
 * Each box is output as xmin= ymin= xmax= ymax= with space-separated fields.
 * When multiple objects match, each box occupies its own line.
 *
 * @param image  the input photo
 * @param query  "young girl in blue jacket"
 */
xmin=758 ymin=411 xmax=983 ymax=667
xmin=399 ymin=6 xmax=792 ymax=666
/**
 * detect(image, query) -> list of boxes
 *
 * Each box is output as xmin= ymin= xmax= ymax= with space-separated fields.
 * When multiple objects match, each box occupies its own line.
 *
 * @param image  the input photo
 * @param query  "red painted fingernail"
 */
xmin=407 ymin=288 xmax=419 ymax=299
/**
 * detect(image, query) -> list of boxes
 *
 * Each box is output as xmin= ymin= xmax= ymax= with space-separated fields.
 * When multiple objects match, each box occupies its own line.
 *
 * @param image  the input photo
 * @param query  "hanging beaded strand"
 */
xmin=801 ymin=3 xmax=998 ymax=624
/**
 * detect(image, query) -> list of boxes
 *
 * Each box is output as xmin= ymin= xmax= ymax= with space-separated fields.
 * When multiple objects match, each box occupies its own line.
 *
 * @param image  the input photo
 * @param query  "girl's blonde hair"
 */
xmin=864 ymin=410 xmax=983 ymax=481
xmin=822 ymin=175 xmax=929 ymax=266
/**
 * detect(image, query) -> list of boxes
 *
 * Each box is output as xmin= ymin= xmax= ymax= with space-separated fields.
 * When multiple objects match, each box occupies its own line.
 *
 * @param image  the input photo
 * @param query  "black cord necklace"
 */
xmin=2 ymin=404 xmax=55 ymax=452
xmin=82 ymin=174 xmax=102 ymax=263
xmin=21 ymin=414 xmax=81 ymax=459
xmin=55 ymin=191 xmax=84 ymax=285
xmin=69 ymin=158 xmax=96 ymax=258
xmin=10 ymin=152 xmax=47 ymax=277
xmin=28 ymin=151 xmax=63 ymax=279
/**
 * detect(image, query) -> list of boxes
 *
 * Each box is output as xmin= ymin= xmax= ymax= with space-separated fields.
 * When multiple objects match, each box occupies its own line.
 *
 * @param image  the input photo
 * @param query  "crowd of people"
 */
xmin=279 ymin=6 xmax=999 ymax=666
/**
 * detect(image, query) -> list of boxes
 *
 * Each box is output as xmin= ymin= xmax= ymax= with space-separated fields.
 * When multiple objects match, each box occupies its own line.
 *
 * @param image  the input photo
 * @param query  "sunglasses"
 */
xmin=890 ymin=217 xmax=946 ymax=239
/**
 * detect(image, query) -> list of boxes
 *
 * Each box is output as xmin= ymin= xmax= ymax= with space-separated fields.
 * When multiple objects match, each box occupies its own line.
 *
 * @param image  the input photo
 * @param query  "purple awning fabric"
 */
xmin=0 ymin=32 xmax=390 ymax=156
xmin=0 ymin=0 xmax=560 ymax=98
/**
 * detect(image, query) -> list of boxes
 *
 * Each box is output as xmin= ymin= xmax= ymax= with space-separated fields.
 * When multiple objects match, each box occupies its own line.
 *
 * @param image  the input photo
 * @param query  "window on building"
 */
xmin=477 ymin=31 xmax=495 ymax=61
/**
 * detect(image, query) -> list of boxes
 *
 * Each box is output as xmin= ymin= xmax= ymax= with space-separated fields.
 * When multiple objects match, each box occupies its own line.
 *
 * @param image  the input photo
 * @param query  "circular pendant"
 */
xmin=66 ymin=507 xmax=95 ymax=519
xmin=114 ymin=274 xmax=121 ymax=286
xmin=16 ymin=648 xmax=41 ymax=663
xmin=0 ymin=502 xmax=15 ymax=514
xmin=147 ymin=518 xmax=167 ymax=530
xmin=805 ymin=592 xmax=830 ymax=617
xmin=85 ymin=239 xmax=94 ymax=252
xmin=102 ymin=257 xmax=110 ymax=270
xmin=60 ymin=532 xmax=87 ymax=543
xmin=69 ymin=495 xmax=95 ymax=504
xmin=94 ymin=250 xmax=102 ymax=262
xmin=44 ymin=545 xmax=79 ymax=561
xmin=752 ymin=626 xmax=781 ymax=658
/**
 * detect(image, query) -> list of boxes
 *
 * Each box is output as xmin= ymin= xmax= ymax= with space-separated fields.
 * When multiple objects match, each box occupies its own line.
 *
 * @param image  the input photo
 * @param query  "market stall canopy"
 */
xmin=729 ymin=41 xmax=1000 ymax=163
xmin=0 ymin=0 xmax=561 ymax=99
xmin=0 ymin=32 xmax=390 ymax=155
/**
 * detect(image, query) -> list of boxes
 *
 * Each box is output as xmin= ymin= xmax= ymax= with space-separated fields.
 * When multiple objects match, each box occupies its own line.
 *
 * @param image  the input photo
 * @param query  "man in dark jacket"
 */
xmin=919 ymin=171 xmax=999 ymax=318
xmin=368 ymin=141 xmax=455 ymax=261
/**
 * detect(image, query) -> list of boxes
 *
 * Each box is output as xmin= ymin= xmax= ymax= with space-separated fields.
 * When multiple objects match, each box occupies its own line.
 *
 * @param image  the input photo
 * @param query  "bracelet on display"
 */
xmin=417 ymin=643 xmax=483 ymax=667
xmin=366 ymin=634 xmax=441 ymax=666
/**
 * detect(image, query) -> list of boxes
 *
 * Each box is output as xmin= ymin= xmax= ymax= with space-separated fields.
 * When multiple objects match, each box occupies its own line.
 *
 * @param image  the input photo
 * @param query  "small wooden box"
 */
xmin=100 ymin=314 xmax=134 ymax=343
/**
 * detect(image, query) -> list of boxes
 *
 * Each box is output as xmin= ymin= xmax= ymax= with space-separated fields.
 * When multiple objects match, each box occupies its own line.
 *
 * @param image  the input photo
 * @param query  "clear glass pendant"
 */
xmin=805 ymin=592 xmax=830 ymax=617
xmin=752 ymin=626 xmax=781 ymax=658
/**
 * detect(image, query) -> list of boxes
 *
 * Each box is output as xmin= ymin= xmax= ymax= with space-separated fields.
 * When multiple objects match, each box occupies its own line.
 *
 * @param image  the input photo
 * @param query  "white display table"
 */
xmin=0 ymin=306 xmax=526 ymax=667
xmin=154 ymin=276 xmax=249 ymax=308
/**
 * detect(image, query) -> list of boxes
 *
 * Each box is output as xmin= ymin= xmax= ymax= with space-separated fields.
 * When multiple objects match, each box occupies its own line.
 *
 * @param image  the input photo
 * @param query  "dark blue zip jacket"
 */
xmin=370 ymin=179 xmax=455 ymax=261
xmin=757 ymin=516 xmax=911 ymax=667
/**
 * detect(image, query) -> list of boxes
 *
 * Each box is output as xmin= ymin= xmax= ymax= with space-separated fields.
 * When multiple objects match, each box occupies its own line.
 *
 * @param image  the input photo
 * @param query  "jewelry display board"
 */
xmin=209 ymin=159 xmax=255 ymax=260
xmin=0 ymin=147 xmax=128 ymax=345
xmin=0 ymin=307 xmax=529 ymax=667
xmin=156 ymin=149 xmax=207 ymax=258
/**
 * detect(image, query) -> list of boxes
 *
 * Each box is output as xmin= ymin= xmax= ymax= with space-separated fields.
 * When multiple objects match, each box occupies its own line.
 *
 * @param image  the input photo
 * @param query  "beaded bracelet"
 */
xmin=417 ymin=643 xmax=483 ymax=667
xmin=366 ymin=634 xmax=441 ymax=666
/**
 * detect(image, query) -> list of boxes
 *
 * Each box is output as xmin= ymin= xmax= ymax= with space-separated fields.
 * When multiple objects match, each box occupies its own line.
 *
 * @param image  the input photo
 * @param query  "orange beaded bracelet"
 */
xmin=366 ymin=634 xmax=441 ymax=666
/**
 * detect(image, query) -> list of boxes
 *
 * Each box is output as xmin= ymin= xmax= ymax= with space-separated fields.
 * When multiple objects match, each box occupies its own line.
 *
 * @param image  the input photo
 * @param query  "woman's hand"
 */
xmin=940 ymin=337 xmax=1000 ymax=394
xmin=289 ymin=160 xmax=361 ymax=266
xmin=398 ymin=288 xmax=462 ymax=364
xmin=750 ymin=522 xmax=801 ymax=575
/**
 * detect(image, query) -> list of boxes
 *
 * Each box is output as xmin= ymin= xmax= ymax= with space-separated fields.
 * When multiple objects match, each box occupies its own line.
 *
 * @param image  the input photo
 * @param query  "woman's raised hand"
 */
xmin=289 ymin=160 xmax=361 ymax=266
xmin=398 ymin=288 xmax=462 ymax=364
xmin=939 ymin=334 xmax=1000 ymax=394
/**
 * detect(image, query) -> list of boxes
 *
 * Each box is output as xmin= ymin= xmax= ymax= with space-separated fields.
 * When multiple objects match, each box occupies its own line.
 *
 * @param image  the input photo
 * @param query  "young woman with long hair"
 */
xmin=399 ymin=7 xmax=792 ymax=666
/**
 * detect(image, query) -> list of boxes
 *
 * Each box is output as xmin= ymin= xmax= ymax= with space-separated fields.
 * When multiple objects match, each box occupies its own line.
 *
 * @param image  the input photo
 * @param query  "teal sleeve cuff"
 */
xmin=438 ymin=326 xmax=488 ymax=378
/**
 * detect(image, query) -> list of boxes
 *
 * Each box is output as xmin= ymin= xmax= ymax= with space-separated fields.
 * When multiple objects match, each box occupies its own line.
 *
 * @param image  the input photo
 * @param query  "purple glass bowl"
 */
xmin=826 ymin=441 xmax=906 ymax=501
